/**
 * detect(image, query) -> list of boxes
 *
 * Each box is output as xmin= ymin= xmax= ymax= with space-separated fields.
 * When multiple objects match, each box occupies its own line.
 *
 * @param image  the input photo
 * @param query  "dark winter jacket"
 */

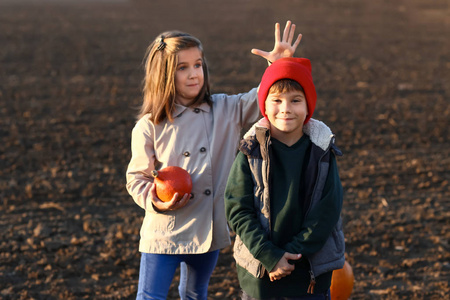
xmin=228 ymin=118 xmax=345 ymax=293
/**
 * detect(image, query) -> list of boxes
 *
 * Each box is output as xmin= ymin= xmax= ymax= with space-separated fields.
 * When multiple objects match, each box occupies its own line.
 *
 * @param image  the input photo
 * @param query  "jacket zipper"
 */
xmin=304 ymin=135 xmax=333 ymax=219
xmin=266 ymin=138 xmax=272 ymax=238
xmin=307 ymin=269 xmax=316 ymax=294
xmin=257 ymin=135 xmax=271 ymax=279
xmin=305 ymin=135 xmax=334 ymax=293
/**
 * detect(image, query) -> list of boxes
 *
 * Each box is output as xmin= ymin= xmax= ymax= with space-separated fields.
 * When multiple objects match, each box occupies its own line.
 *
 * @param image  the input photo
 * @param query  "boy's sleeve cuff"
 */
xmin=255 ymin=243 xmax=286 ymax=273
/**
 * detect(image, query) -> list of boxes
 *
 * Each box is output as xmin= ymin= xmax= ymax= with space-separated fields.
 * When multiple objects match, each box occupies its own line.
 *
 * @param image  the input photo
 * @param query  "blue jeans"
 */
xmin=241 ymin=289 xmax=330 ymax=300
xmin=136 ymin=250 xmax=220 ymax=300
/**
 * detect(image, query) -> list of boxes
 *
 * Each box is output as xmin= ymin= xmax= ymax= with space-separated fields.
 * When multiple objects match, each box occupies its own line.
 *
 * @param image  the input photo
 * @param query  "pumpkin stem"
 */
xmin=151 ymin=170 xmax=159 ymax=178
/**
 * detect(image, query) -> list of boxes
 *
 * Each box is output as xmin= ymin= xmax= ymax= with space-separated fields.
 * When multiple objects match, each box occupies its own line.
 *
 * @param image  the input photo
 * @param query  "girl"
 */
xmin=126 ymin=21 xmax=302 ymax=300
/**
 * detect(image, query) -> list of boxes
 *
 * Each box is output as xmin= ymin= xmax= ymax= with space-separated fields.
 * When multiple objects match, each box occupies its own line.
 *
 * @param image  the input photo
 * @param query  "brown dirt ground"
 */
xmin=0 ymin=0 xmax=449 ymax=299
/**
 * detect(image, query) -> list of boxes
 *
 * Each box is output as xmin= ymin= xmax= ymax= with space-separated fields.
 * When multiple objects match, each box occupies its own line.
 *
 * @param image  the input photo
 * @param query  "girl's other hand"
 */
xmin=251 ymin=20 xmax=302 ymax=63
xmin=150 ymin=184 xmax=191 ymax=212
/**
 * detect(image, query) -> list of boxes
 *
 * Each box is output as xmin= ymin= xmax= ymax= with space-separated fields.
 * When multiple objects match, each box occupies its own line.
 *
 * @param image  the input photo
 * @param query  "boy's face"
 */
xmin=265 ymin=89 xmax=308 ymax=143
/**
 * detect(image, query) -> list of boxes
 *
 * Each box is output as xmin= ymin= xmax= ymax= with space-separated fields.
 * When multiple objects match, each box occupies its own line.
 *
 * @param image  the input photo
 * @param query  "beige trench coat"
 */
xmin=126 ymin=88 xmax=260 ymax=254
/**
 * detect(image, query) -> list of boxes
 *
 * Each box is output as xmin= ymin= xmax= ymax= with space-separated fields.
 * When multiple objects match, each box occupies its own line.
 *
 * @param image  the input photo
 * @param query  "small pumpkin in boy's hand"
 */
xmin=330 ymin=261 xmax=354 ymax=300
xmin=151 ymin=166 xmax=192 ymax=202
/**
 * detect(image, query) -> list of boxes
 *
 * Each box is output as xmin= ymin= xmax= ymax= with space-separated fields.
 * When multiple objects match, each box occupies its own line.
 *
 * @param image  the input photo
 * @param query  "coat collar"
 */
xmin=173 ymin=101 xmax=211 ymax=118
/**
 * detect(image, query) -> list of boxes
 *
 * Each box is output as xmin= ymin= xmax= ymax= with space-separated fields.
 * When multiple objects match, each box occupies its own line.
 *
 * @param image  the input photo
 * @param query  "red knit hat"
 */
xmin=258 ymin=57 xmax=317 ymax=124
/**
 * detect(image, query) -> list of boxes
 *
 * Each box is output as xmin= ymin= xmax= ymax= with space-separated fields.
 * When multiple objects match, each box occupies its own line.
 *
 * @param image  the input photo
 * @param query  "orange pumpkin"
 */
xmin=330 ymin=261 xmax=354 ymax=300
xmin=151 ymin=166 xmax=192 ymax=202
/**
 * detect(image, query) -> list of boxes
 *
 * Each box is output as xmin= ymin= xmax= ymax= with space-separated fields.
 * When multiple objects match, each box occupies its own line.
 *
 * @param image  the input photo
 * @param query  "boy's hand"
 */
xmin=251 ymin=20 xmax=302 ymax=63
xmin=149 ymin=184 xmax=190 ymax=212
xmin=269 ymin=253 xmax=302 ymax=282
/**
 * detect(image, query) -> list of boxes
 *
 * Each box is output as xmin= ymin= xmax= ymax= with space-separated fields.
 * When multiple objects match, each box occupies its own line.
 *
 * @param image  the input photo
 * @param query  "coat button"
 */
xmin=204 ymin=189 xmax=211 ymax=195
xmin=194 ymin=108 xmax=200 ymax=113
xmin=183 ymin=151 xmax=190 ymax=157
xmin=200 ymin=147 xmax=206 ymax=152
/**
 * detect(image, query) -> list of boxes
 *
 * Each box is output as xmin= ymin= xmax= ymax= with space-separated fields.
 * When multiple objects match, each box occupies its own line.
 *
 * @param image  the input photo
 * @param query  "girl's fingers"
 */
xmin=178 ymin=194 xmax=189 ymax=206
xmin=170 ymin=193 xmax=190 ymax=210
xmin=170 ymin=192 xmax=180 ymax=203
xmin=282 ymin=20 xmax=292 ymax=42
xmin=251 ymin=48 xmax=270 ymax=59
xmin=274 ymin=22 xmax=281 ymax=43
xmin=293 ymin=34 xmax=302 ymax=49
xmin=288 ymin=24 xmax=296 ymax=44
xmin=251 ymin=48 xmax=262 ymax=55
xmin=150 ymin=183 xmax=157 ymax=195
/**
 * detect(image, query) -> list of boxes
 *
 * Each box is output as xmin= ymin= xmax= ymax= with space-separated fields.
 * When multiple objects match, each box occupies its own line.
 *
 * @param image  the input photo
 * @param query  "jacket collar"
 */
xmin=173 ymin=101 xmax=211 ymax=118
xmin=243 ymin=118 xmax=335 ymax=151
xmin=303 ymin=119 xmax=334 ymax=151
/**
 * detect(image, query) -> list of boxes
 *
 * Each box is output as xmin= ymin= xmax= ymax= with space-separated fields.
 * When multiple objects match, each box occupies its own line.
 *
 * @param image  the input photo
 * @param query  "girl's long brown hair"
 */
xmin=138 ymin=31 xmax=211 ymax=124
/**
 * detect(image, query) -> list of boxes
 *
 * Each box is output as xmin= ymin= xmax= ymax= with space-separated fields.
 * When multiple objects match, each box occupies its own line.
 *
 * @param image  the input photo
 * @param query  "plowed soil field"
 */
xmin=1 ymin=0 xmax=449 ymax=299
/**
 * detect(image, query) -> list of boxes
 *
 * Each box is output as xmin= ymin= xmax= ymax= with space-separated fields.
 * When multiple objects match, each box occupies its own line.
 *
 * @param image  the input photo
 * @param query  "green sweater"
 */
xmin=225 ymin=135 xmax=342 ymax=299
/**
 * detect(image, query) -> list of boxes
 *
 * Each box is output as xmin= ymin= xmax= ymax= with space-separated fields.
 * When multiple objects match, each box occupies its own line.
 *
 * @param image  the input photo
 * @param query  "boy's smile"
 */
xmin=265 ymin=90 xmax=308 ymax=146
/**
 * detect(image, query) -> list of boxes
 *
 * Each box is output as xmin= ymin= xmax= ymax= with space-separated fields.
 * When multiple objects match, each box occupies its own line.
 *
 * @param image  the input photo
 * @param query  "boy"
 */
xmin=225 ymin=57 xmax=345 ymax=300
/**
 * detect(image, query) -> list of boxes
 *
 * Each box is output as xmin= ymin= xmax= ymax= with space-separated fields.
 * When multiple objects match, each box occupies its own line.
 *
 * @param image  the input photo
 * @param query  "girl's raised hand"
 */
xmin=150 ymin=184 xmax=190 ymax=212
xmin=251 ymin=20 xmax=302 ymax=63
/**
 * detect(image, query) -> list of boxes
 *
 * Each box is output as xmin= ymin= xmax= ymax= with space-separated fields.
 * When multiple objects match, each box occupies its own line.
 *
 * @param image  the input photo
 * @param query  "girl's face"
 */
xmin=174 ymin=47 xmax=204 ymax=106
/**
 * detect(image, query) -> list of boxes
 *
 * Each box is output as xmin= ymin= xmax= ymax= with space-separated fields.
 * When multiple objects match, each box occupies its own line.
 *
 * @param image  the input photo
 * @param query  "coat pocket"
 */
xmin=143 ymin=211 xmax=175 ymax=234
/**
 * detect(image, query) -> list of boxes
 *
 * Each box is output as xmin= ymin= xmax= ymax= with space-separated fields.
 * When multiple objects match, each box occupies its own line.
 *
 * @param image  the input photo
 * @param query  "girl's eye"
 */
xmin=195 ymin=63 xmax=202 ymax=68
xmin=178 ymin=66 xmax=186 ymax=71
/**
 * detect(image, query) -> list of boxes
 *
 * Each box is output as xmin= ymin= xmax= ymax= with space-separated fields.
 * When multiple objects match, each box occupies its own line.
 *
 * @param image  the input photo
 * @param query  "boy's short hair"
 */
xmin=258 ymin=57 xmax=317 ymax=124
xmin=268 ymin=79 xmax=305 ymax=96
